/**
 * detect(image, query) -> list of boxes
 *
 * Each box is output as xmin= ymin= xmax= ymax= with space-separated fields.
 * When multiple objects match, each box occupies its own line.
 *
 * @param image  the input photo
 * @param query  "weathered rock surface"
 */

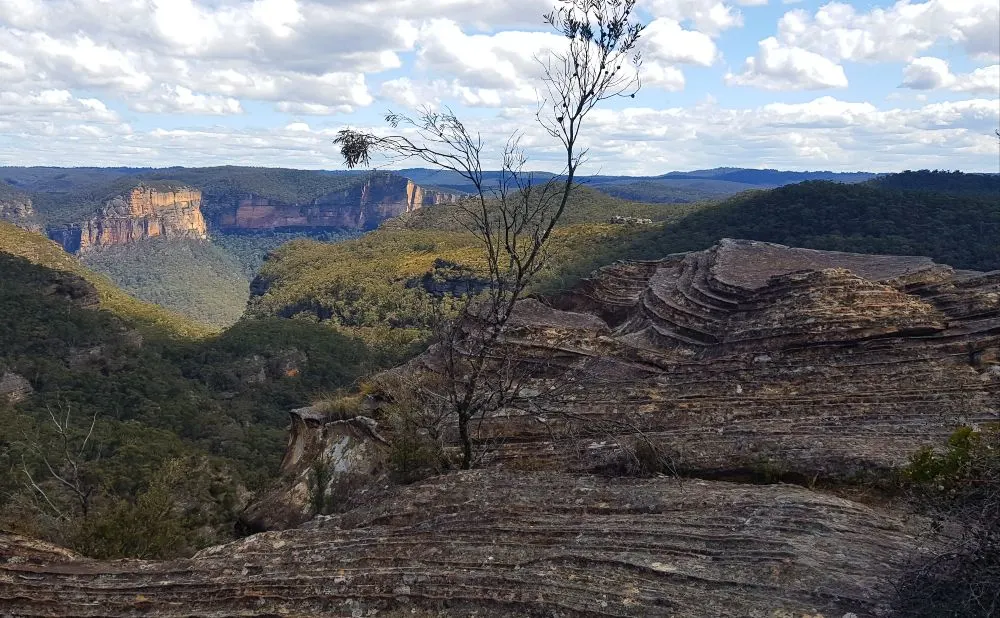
xmin=402 ymin=239 xmax=1000 ymax=477
xmin=238 ymin=406 xmax=388 ymax=532
xmin=0 ymin=191 xmax=42 ymax=233
xmin=48 ymin=184 xmax=207 ymax=253
xmin=0 ymin=470 xmax=944 ymax=617
xmin=0 ymin=371 xmax=33 ymax=403
xmin=215 ymin=174 xmax=460 ymax=232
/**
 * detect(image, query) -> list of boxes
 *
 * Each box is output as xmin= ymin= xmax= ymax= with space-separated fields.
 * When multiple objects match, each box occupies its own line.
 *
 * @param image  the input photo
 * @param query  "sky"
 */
xmin=0 ymin=0 xmax=998 ymax=175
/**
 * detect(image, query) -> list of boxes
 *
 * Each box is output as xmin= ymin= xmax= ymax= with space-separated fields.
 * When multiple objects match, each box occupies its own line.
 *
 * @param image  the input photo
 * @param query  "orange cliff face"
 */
xmin=49 ymin=185 xmax=208 ymax=254
xmin=216 ymin=175 xmax=460 ymax=232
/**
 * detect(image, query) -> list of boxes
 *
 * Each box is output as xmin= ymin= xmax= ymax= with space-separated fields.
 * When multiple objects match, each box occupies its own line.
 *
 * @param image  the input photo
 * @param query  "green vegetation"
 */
xmin=870 ymin=169 xmax=999 ymax=196
xmin=0 ymin=221 xmax=209 ymax=337
xmin=212 ymin=230 xmax=361 ymax=278
xmin=593 ymin=178 xmax=756 ymax=203
xmin=83 ymin=238 xmax=250 ymax=329
xmin=620 ymin=179 xmax=1000 ymax=271
xmin=248 ymin=187 xmax=699 ymax=344
xmin=0 ymin=233 xmax=392 ymax=558
xmin=894 ymin=425 xmax=1000 ymax=617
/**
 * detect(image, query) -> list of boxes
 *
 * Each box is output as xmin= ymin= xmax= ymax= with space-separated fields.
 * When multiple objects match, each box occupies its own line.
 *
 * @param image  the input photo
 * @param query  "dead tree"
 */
xmin=21 ymin=401 xmax=101 ymax=520
xmin=336 ymin=0 xmax=645 ymax=469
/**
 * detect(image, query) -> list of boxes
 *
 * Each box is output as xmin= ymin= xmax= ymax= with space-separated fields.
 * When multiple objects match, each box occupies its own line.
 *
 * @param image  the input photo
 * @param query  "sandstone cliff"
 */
xmin=48 ymin=184 xmax=207 ymax=253
xmin=215 ymin=174 xmax=460 ymax=232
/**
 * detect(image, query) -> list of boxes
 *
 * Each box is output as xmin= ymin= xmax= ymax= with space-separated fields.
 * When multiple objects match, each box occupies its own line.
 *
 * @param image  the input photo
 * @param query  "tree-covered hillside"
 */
xmin=0 ymin=221 xmax=209 ymax=337
xmin=247 ymin=187 xmax=703 ymax=343
xmin=621 ymin=179 xmax=1000 ymax=271
xmin=82 ymin=238 xmax=251 ymax=328
xmin=868 ymin=170 xmax=999 ymax=196
xmin=0 ymin=225 xmax=394 ymax=558
xmin=250 ymin=173 xmax=1000 ymax=348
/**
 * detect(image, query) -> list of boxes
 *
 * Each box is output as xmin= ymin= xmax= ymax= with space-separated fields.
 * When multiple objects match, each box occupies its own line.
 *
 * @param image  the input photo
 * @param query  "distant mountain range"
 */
xmin=397 ymin=167 xmax=881 ymax=203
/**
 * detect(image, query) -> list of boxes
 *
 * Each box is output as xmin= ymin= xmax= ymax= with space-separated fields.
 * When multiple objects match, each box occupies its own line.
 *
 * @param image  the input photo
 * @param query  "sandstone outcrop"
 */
xmin=0 ymin=470 xmax=946 ymax=617
xmin=48 ymin=184 xmax=207 ymax=253
xmin=0 ymin=370 xmax=33 ymax=403
xmin=238 ymin=406 xmax=389 ymax=532
xmin=214 ymin=174 xmax=460 ymax=232
xmin=0 ymin=191 xmax=42 ymax=233
xmin=393 ymin=239 xmax=999 ymax=478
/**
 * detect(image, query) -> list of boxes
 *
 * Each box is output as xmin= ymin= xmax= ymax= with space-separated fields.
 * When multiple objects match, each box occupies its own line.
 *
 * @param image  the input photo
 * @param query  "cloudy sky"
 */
xmin=0 ymin=0 xmax=998 ymax=174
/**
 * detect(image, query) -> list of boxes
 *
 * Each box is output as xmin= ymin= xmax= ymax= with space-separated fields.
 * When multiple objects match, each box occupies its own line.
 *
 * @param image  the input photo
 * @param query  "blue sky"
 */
xmin=0 ymin=0 xmax=997 ymax=174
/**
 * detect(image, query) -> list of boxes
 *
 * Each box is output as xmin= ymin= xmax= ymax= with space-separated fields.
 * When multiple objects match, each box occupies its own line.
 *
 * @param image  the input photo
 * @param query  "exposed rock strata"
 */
xmin=215 ymin=175 xmax=460 ymax=232
xmin=0 ymin=471 xmax=945 ymax=617
xmin=398 ymin=239 xmax=1000 ymax=477
xmin=239 ymin=406 xmax=388 ymax=532
xmin=49 ymin=185 xmax=207 ymax=253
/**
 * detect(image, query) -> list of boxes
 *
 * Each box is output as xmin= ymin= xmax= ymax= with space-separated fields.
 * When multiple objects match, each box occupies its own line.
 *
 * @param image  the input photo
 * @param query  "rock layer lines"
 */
xmin=468 ymin=240 xmax=1000 ymax=475
xmin=0 ymin=471 xmax=942 ymax=617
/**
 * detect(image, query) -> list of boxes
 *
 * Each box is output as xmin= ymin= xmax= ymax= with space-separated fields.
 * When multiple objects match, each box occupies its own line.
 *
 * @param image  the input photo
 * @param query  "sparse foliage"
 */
xmin=893 ymin=425 xmax=1000 ymax=617
xmin=335 ymin=0 xmax=645 ymax=469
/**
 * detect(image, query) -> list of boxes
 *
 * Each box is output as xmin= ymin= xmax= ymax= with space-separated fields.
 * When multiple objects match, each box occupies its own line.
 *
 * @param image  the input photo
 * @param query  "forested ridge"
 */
xmin=0 ymin=223 xmax=394 ymax=558
xmin=250 ymin=172 xmax=1000 ymax=342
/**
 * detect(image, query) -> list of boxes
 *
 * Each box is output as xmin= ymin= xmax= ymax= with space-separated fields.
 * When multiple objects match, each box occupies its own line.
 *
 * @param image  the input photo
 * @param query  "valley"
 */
xmin=0 ymin=166 xmax=997 ymax=616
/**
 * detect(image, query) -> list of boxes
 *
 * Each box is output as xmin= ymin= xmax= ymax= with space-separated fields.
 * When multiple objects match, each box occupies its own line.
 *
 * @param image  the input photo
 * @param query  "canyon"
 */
xmin=41 ymin=174 xmax=461 ymax=254
xmin=3 ymin=239 xmax=995 ymax=616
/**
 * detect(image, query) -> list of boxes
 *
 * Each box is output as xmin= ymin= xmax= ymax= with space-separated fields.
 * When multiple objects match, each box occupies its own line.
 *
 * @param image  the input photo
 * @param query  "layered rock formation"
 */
xmin=215 ymin=174 xmax=460 ymax=232
xmin=49 ymin=185 xmax=207 ymax=253
xmin=0 ymin=470 xmax=946 ymax=617
xmin=395 ymin=239 xmax=999 ymax=478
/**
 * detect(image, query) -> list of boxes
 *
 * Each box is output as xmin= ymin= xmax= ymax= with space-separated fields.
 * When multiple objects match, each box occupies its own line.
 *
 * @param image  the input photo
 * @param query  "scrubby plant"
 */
xmin=892 ymin=424 xmax=999 ymax=617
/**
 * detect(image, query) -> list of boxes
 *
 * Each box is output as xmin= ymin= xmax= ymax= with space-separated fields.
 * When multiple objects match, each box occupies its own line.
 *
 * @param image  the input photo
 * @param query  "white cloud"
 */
xmin=646 ymin=0 xmax=744 ymax=35
xmin=130 ymin=85 xmax=243 ymax=115
xmin=643 ymin=18 xmax=719 ymax=67
xmin=0 ymin=89 xmax=120 ymax=123
xmin=902 ymin=58 xmax=1000 ymax=95
xmin=3 ymin=94 xmax=997 ymax=174
xmin=641 ymin=62 xmax=687 ymax=92
xmin=276 ymin=102 xmax=355 ymax=115
xmin=726 ymin=37 xmax=849 ymax=90
xmin=0 ymin=0 xmax=996 ymax=173
xmin=776 ymin=0 xmax=1000 ymax=63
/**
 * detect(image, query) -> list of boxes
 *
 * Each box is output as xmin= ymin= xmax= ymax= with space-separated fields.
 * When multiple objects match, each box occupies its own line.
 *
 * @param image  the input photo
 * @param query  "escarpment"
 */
xmin=48 ymin=185 xmax=207 ymax=253
xmin=396 ymin=239 xmax=1000 ymax=478
xmin=215 ymin=174 xmax=460 ymax=232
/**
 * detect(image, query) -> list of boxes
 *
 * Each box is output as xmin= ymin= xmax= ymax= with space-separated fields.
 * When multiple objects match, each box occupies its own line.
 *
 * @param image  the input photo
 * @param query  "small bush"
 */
xmin=892 ymin=424 xmax=999 ymax=618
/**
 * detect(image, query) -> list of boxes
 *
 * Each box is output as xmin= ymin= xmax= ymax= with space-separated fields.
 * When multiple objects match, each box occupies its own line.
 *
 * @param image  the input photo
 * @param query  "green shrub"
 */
xmin=893 ymin=424 xmax=999 ymax=617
